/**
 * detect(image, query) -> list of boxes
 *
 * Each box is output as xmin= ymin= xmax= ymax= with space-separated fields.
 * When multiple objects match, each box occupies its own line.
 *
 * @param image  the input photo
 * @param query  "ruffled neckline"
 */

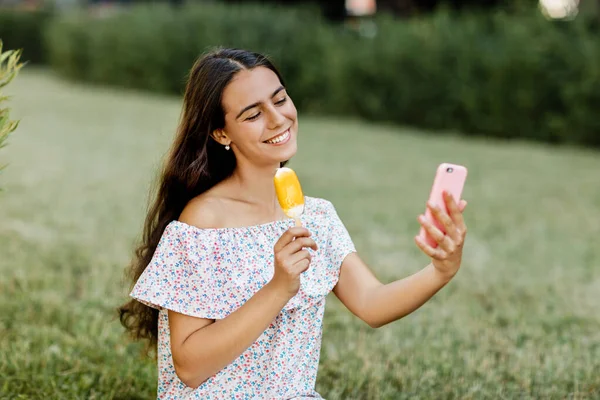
xmin=169 ymin=217 xmax=293 ymax=233
xmin=168 ymin=196 xmax=318 ymax=233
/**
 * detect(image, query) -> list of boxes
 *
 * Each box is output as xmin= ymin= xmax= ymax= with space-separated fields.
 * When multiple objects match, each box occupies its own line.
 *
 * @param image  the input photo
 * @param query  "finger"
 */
xmin=288 ymin=250 xmax=312 ymax=268
xmin=281 ymin=237 xmax=318 ymax=255
xmin=418 ymin=214 xmax=446 ymax=244
xmin=437 ymin=234 xmax=457 ymax=253
xmin=294 ymin=258 xmax=310 ymax=274
xmin=427 ymin=201 xmax=457 ymax=240
xmin=419 ymin=214 xmax=457 ymax=251
xmin=444 ymin=191 xmax=467 ymax=235
xmin=274 ymin=227 xmax=311 ymax=253
xmin=458 ymin=200 xmax=467 ymax=212
xmin=414 ymin=236 xmax=447 ymax=260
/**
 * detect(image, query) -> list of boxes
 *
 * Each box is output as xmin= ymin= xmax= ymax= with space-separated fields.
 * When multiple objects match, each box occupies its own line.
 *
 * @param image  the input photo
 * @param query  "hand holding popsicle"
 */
xmin=271 ymin=167 xmax=315 ymax=295
xmin=271 ymin=226 xmax=317 ymax=297
xmin=274 ymin=167 xmax=305 ymax=226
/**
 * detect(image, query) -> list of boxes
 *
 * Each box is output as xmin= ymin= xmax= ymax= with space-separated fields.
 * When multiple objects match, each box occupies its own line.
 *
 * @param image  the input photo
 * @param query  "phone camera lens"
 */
xmin=446 ymin=167 xmax=454 ymax=173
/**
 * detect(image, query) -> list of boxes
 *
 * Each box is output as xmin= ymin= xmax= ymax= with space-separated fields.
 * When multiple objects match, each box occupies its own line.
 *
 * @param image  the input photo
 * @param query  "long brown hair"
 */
xmin=118 ymin=48 xmax=286 ymax=351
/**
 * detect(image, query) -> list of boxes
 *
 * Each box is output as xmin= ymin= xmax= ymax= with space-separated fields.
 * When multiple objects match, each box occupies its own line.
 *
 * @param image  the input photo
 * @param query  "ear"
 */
xmin=211 ymin=129 xmax=231 ymax=146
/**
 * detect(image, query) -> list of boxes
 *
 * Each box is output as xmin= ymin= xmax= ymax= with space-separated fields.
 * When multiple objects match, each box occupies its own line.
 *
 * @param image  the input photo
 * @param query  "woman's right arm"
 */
xmin=169 ymin=226 xmax=317 ymax=389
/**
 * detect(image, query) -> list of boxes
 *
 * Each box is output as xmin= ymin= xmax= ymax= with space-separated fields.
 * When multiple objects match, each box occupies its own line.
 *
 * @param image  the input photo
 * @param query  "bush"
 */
xmin=0 ymin=9 xmax=52 ymax=64
xmin=46 ymin=3 xmax=336 ymax=99
xmin=329 ymin=11 xmax=600 ymax=146
xmin=44 ymin=3 xmax=600 ymax=147
xmin=0 ymin=40 xmax=24 ymax=183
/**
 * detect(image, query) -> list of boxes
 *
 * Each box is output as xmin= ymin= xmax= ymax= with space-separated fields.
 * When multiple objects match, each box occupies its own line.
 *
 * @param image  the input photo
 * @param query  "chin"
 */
xmin=262 ymin=129 xmax=298 ymax=164
xmin=279 ymin=141 xmax=298 ymax=162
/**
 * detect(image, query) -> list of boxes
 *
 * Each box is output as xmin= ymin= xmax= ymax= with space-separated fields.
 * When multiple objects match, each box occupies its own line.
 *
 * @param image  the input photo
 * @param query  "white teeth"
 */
xmin=265 ymin=130 xmax=290 ymax=144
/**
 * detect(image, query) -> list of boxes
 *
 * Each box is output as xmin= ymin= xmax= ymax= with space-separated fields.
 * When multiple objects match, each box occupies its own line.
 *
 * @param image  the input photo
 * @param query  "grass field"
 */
xmin=1 ymin=69 xmax=599 ymax=399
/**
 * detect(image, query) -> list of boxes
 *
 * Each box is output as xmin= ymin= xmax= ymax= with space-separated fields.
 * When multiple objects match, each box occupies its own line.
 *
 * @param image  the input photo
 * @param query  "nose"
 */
xmin=266 ymin=105 xmax=286 ymax=130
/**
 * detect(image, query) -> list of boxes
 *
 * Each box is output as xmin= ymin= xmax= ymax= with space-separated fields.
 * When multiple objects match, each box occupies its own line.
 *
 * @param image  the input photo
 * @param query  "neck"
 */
xmin=230 ymin=158 xmax=281 ymax=210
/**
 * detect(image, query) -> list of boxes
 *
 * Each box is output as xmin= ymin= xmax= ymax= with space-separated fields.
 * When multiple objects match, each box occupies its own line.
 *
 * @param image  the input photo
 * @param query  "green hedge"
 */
xmin=45 ymin=4 xmax=336 ymax=107
xmin=0 ymin=9 xmax=52 ymax=64
xmin=44 ymin=3 xmax=600 ymax=146
xmin=330 ymin=12 xmax=600 ymax=146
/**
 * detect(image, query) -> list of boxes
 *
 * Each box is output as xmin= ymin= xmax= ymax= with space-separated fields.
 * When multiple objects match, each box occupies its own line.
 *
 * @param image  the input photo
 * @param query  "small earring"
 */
xmin=225 ymin=144 xmax=230 ymax=151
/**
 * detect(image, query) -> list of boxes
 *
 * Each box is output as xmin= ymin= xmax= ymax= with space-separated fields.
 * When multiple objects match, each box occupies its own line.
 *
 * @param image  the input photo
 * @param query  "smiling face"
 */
xmin=213 ymin=66 xmax=299 ymax=167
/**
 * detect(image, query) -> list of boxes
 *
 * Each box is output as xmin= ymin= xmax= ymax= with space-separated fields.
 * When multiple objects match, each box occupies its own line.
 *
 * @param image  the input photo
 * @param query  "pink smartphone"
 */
xmin=419 ymin=163 xmax=468 ymax=248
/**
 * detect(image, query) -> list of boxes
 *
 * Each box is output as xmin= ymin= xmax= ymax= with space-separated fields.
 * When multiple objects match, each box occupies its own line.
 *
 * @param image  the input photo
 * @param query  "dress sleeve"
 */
xmin=324 ymin=200 xmax=357 ymax=268
xmin=129 ymin=222 xmax=247 ymax=320
xmin=280 ymin=199 xmax=358 ymax=310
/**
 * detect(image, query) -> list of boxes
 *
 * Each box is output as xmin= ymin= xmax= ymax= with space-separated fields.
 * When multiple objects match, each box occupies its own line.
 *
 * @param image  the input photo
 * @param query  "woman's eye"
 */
xmin=246 ymin=112 xmax=260 ymax=121
xmin=275 ymin=97 xmax=287 ymax=105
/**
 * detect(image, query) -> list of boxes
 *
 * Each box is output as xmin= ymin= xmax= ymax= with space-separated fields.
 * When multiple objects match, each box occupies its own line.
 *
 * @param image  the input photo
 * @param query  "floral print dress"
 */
xmin=130 ymin=196 xmax=356 ymax=399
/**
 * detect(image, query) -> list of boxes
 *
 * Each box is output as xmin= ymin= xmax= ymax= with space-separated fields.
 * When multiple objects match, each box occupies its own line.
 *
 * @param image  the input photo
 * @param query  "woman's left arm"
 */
xmin=333 ymin=191 xmax=467 ymax=328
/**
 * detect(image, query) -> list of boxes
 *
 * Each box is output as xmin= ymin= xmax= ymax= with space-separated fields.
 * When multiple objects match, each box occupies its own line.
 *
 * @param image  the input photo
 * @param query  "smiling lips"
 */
xmin=264 ymin=129 xmax=290 ymax=145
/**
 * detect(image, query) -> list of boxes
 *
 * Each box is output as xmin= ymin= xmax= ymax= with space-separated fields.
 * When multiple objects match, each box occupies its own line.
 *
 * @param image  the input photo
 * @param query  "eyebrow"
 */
xmin=235 ymin=86 xmax=286 ymax=120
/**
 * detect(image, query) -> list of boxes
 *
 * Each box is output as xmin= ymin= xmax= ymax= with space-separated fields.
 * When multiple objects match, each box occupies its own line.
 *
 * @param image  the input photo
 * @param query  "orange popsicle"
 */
xmin=274 ymin=167 xmax=305 ymax=226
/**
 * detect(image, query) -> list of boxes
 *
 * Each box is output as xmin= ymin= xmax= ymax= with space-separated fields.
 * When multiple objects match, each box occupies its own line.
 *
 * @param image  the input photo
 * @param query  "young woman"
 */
xmin=119 ymin=48 xmax=468 ymax=399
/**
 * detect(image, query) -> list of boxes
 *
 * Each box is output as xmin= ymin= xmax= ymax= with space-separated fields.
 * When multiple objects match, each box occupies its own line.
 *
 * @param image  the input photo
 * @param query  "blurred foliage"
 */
xmin=0 ymin=40 xmax=24 ymax=179
xmin=0 ymin=9 xmax=52 ymax=64
xmin=45 ymin=3 xmax=336 ymax=110
xmin=333 ymin=10 xmax=600 ymax=147
xmin=221 ymin=0 xmax=543 ymax=19
xmin=3 ymin=2 xmax=597 ymax=147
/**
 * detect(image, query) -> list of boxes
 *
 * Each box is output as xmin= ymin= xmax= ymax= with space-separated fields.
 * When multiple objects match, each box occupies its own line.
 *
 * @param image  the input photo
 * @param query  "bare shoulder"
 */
xmin=178 ymin=192 xmax=226 ymax=229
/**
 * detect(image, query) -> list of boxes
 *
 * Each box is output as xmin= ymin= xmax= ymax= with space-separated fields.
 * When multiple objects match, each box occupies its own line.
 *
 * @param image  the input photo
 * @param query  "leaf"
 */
xmin=0 ymin=48 xmax=24 ymax=90
xmin=0 ymin=119 xmax=19 ymax=138
xmin=0 ymin=49 xmax=16 ymax=64
xmin=0 ymin=113 xmax=8 ymax=130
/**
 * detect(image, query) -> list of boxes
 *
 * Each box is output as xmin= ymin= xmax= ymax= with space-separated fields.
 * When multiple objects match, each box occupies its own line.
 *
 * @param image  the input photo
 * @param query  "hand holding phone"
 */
xmin=416 ymin=162 xmax=469 ymax=280
xmin=418 ymin=163 xmax=468 ymax=248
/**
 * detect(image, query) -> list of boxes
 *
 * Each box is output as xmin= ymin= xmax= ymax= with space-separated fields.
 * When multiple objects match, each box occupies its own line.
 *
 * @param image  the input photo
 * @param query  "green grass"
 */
xmin=1 ymin=69 xmax=599 ymax=399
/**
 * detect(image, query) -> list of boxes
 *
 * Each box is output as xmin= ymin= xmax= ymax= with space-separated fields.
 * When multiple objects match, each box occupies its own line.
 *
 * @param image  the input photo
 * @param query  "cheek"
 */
xmin=238 ymin=124 xmax=264 ymax=144
xmin=285 ymin=100 xmax=298 ymax=121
